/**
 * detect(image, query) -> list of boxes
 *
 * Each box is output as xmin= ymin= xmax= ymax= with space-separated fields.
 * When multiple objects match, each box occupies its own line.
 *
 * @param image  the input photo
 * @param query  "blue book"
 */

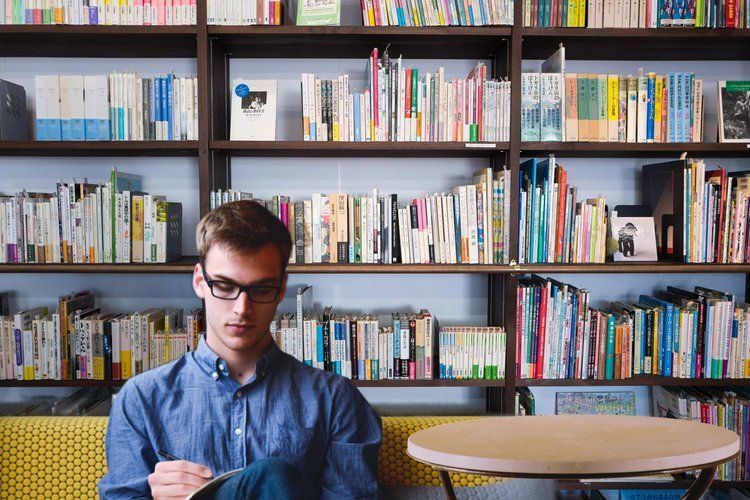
xmin=439 ymin=331 xmax=445 ymax=379
xmin=154 ymin=78 xmax=162 ymax=139
xmin=668 ymin=73 xmax=676 ymax=142
xmin=148 ymin=78 xmax=156 ymax=140
xmin=639 ymin=295 xmax=675 ymax=377
xmin=393 ymin=317 xmax=401 ymax=378
xmin=690 ymin=309 xmax=698 ymax=378
xmin=683 ymin=73 xmax=692 ymax=143
xmin=316 ymin=324 xmax=324 ymax=368
xmin=353 ymin=94 xmax=361 ymax=141
xmin=166 ymin=75 xmax=174 ymax=141
xmin=334 ymin=321 xmax=343 ymax=375
xmin=520 ymin=159 xmax=538 ymax=263
xmin=646 ymin=74 xmax=655 ymax=142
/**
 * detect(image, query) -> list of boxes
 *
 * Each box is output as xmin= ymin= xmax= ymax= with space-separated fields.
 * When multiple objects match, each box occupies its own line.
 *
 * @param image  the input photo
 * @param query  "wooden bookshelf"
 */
xmin=516 ymin=377 xmax=750 ymax=387
xmin=521 ymin=27 xmax=750 ymax=60
xmin=207 ymin=25 xmax=512 ymax=58
xmin=521 ymin=142 xmax=750 ymax=158
xmin=0 ymin=25 xmax=198 ymax=57
xmin=210 ymin=140 xmax=510 ymax=157
xmin=0 ymin=256 xmax=199 ymax=274
xmin=0 ymin=379 xmax=504 ymax=388
xmin=0 ymin=141 xmax=199 ymax=157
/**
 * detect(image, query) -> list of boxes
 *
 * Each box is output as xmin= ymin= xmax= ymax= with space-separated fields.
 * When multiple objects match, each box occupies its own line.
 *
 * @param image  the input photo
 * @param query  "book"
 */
xmin=230 ymin=79 xmax=278 ymax=141
xmin=718 ymin=80 xmax=750 ymax=143
xmin=296 ymin=0 xmax=341 ymax=25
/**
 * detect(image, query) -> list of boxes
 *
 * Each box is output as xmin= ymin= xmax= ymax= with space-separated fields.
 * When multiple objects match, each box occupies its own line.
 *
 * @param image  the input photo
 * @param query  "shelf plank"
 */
xmin=211 ymin=140 xmax=509 ymax=157
xmin=517 ymin=377 xmax=750 ymax=387
xmin=0 ymin=256 xmax=199 ymax=274
xmin=3 ymin=261 xmax=750 ymax=274
xmin=521 ymin=28 xmax=750 ymax=60
xmin=521 ymin=142 xmax=750 ymax=158
xmin=208 ymin=25 xmax=511 ymax=59
xmin=0 ymin=25 xmax=197 ymax=57
xmin=0 ymin=141 xmax=200 ymax=157
xmin=0 ymin=379 xmax=503 ymax=388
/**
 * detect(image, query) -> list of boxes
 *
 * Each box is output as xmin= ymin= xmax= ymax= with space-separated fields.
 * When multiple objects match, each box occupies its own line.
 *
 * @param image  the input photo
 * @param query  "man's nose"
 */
xmin=233 ymin=291 xmax=254 ymax=314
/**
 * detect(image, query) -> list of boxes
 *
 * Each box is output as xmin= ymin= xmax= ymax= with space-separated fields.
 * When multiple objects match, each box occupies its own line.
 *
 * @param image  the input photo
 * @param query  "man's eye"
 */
xmin=214 ymin=282 xmax=237 ymax=293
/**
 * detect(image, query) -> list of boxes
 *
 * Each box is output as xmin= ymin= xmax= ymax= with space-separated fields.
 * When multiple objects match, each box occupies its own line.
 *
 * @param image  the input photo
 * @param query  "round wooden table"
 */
xmin=407 ymin=415 xmax=740 ymax=500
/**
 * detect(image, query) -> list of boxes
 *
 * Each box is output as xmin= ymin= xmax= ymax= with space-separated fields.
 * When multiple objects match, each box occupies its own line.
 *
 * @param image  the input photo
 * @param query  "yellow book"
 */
xmin=607 ymin=75 xmax=619 ymax=142
xmin=92 ymin=318 xmax=104 ymax=381
xmin=578 ymin=0 xmax=587 ymax=26
xmin=654 ymin=76 xmax=663 ymax=142
xmin=367 ymin=0 xmax=375 ymax=25
xmin=568 ymin=0 xmax=579 ymax=27
xmin=131 ymin=194 xmax=144 ymax=263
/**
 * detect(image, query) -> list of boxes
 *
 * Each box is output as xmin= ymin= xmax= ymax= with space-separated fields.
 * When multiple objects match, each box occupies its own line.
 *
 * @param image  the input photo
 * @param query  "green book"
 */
xmin=296 ymin=0 xmax=341 ymax=25
xmin=577 ymin=75 xmax=589 ymax=141
xmin=605 ymin=313 xmax=616 ymax=379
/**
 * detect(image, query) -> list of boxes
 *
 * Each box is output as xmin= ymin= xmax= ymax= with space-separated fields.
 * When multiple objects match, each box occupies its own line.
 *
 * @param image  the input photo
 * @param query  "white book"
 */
xmin=637 ymin=74 xmax=648 ymax=143
xmin=69 ymin=75 xmax=85 ymax=141
xmin=230 ymin=79 xmax=277 ymax=140
xmin=59 ymin=75 xmax=72 ymax=140
xmin=83 ymin=75 xmax=99 ymax=140
xmin=34 ymin=76 xmax=47 ymax=141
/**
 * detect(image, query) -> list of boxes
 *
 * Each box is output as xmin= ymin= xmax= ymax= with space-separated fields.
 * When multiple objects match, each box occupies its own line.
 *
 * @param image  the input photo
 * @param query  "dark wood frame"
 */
xmin=2 ymin=8 xmax=750 ymax=489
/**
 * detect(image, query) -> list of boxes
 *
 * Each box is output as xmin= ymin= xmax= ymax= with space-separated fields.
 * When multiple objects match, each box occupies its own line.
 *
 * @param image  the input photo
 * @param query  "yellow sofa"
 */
xmin=0 ymin=416 xmax=500 ymax=499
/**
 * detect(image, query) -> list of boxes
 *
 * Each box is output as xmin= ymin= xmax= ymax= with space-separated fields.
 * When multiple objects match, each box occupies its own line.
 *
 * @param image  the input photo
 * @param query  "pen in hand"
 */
xmin=157 ymin=449 xmax=215 ymax=480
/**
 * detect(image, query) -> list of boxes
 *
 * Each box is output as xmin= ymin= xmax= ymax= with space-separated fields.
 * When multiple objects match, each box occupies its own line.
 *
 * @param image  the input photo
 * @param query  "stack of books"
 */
xmin=0 ymin=290 xmax=205 ymax=381
xmin=361 ymin=0 xmax=514 ymax=26
xmin=212 ymin=168 xmax=512 ymax=265
xmin=34 ymin=72 xmax=199 ymax=141
xmin=302 ymin=52 xmax=510 ymax=143
xmin=519 ymin=156 xmax=607 ymax=264
xmin=517 ymin=277 xmax=747 ymax=381
xmin=0 ymin=169 xmax=183 ymax=264
xmin=0 ymin=0 xmax=197 ymax=25
xmin=207 ymin=0 xmax=282 ymax=24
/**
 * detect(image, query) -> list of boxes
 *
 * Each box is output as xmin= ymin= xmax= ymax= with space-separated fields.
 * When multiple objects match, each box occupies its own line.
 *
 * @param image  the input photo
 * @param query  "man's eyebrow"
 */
xmin=212 ymin=274 xmax=279 ymax=285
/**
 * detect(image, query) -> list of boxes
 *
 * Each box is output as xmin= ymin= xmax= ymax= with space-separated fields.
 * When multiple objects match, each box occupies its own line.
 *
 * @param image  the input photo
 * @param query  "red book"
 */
xmin=404 ymin=68 xmax=412 ymax=122
xmin=554 ymin=166 xmax=567 ymax=262
xmin=726 ymin=0 xmax=736 ymax=27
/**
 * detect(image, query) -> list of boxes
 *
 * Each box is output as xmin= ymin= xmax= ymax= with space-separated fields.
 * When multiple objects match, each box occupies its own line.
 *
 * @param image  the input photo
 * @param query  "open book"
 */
xmin=186 ymin=468 xmax=244 ymax=499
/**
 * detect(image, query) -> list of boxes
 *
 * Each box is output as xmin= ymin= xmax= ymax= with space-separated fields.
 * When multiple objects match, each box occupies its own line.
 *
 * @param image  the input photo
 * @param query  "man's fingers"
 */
xmin=154 ymin=460 xmax=213 ymax=478
xmin=151 ymin=482 xmax=202 ymax=498
xmin=151 ymin=471 xmax=212 ymax=488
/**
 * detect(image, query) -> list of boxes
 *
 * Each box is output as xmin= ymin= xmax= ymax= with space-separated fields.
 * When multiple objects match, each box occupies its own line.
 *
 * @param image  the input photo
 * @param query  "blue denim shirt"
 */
xmin=98 ymin=335 xmax=381 ymax=499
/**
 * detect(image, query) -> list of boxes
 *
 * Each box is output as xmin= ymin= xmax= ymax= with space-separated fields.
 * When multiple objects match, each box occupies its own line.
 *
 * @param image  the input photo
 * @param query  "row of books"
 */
xmin=360 ymin=0 xmax=514 ymax=25
xmin=211 ymin=169 xmax=512 ymax=266
xmin=523 ymin=0 xmax=750 ymax=27
xmin=681 ymin=162 xmax=750 ymax=264
xmin=0 ymin=0 xmax=197 ymax=25
xmin=207 ymin=0 xmax=282 ymax=25
xmin=301 ymin=52 xmax=509 ymax=143
xmin=0 ymin=170 xmax=183 ymax=264
xmin=0 ymin=291 xmax=205 ymax=381
xmin=516 ymin=277 xmax=745 ymax=381
xmin=522 ymin=70 xmax=704 ymax=143
xmin=34 ymin=73 xmax=199 ymax=141
xmin=641 ymin=159 xmax=750 ymax=263
xmin=519 ymin=157 xmax=607 ymax=264
xmin=654 ymin=386 xmax=750 ymax=481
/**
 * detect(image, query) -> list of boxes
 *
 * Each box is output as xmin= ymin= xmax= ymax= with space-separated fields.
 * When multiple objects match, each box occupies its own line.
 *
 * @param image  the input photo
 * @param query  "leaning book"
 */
xmin=230 ymin=79 xmax=277 ymax=141
xmin=718 ymin=81 xmax=750 ymax=143
xmin=296 ymin=0 xmax=340 ymax=25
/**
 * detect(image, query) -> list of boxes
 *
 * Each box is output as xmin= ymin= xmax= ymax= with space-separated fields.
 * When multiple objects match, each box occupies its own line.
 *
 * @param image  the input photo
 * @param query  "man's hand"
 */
xmin=148 ymin=460 xmax=214 ymax=500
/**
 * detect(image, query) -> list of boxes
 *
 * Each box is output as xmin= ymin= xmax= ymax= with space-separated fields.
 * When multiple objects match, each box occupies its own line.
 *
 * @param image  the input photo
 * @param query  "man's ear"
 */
xmin=193 ymin=263 xmax=206 ymax=300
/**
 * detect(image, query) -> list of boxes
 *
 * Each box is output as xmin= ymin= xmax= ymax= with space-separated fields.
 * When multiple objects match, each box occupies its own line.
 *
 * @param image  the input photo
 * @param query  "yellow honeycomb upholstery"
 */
xmin=0 ymin=415 xmax=500 ymax=498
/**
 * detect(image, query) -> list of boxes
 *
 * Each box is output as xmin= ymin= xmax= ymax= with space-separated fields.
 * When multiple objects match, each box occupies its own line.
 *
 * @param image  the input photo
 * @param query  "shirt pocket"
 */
xmin=265 ymin=427 xmax=322 ymax=472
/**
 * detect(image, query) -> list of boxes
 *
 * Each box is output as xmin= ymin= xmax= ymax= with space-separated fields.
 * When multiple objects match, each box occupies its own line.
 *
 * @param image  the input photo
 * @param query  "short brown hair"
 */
xmin=196 ymin=200 xmax=292 ymax=272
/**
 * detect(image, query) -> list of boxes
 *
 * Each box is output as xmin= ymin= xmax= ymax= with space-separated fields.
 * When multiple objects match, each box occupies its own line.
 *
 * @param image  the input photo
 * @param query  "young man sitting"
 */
xmin=98 ymin=200 xmax=381 ymax=499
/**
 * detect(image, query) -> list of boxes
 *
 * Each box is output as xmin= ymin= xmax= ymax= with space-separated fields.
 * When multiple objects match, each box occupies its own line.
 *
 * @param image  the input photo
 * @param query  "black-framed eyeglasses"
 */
xmin=201 ymin=265 xmax=283 ymax=303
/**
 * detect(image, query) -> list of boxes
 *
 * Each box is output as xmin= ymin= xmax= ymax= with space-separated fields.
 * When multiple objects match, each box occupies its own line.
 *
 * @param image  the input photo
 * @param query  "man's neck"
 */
xmin=205 ymin=332 xmax=273 ymax=384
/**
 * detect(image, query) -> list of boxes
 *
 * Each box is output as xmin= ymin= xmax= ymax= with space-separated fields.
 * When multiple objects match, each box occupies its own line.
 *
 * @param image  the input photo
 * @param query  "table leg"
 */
xmin=438 ymin=469 xmax=457 ymax=500
xmin=681 ymin=466 xmax=717 ymax=500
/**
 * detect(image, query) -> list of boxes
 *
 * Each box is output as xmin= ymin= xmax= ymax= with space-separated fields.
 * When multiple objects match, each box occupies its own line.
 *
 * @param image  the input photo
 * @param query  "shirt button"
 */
xmin=235 ymin=390 xmax=242 ymax=398
xmin=219 ymin=363 xmax=226 ymax=371
xmin=234 ymin=428 xmax=242 ymax=436
xmin=211 ymin=371 xmax=219 ymax=380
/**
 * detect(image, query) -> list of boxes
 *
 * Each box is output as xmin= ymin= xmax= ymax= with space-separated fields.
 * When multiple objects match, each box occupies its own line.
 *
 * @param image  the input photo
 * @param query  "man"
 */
xmin=99 ymin=200 xmax=381 ymax=499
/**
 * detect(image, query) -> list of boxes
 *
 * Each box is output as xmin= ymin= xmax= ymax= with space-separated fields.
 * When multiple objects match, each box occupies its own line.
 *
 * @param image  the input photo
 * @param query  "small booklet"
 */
xmin=186 ymin=468 xmax=244 ymax=499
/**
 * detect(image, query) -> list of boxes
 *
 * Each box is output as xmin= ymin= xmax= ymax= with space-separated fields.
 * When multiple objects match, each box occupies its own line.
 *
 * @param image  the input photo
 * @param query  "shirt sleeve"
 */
xmin=97 ymin=380 xmax=157 ymax=499
xmin=320 ymin=378 xmax=382 ymax=500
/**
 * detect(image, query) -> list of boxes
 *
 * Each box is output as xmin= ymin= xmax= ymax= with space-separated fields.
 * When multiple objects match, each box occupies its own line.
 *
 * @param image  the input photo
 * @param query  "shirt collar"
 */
xmin=193 ymin=333 xmax=283 ymax=382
